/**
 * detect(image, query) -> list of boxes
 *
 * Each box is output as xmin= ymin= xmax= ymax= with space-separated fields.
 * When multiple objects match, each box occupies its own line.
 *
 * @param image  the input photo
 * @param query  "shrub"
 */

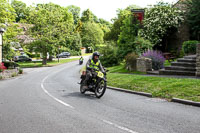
xmin=99 ymin=43 xmax=120 ymax=67
xmin=11 ymin=72 xmax=17 ymax=77
xmin=29 ymin=53 xmax=40 ymax=58
xmin=65 ymin=49 xmax=80 ymax=56
xmin=182 ymin=40 xmax=199 ymax=55
xmin=0 ymin=63 xmax=7 ymax=72
xmin=3 ymin=61 xmax=19 ymax=69
xmin=142 ymin=50 xmax=165 ymax=70
xmin=25 ymin=51 xmax=34 ymax=58
xmin=18 ymin=68 xmax=23 ymax=74
xmin=125 ymin=53 xmax=139 ymax=71
xmin=134 ymin=37 xmax=153 ymax=55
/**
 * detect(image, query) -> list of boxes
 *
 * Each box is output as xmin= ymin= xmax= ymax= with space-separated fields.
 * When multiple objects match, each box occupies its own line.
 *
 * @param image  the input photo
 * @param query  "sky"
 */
xmin=20 ymin=0 xmax=178 ymax=22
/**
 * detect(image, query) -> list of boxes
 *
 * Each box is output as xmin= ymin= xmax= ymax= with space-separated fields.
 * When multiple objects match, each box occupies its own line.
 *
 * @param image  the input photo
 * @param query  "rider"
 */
xmin=83 ymin=51 xmax=105 ymax=87
xmin=79 ymin=56 xmax=84 ymax=62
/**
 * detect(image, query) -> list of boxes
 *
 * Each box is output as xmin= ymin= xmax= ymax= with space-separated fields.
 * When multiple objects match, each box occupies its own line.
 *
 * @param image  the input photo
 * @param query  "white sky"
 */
xmin=20 ymin=0 xmax=178 ymax=22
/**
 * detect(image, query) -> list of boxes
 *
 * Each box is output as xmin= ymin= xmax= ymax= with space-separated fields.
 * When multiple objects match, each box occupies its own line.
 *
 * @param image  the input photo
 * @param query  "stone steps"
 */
xmin=184 ymin=55 xmax=196 ymax=60
xmin=164 ymin=66 xmax=196 ymax=71
xmin=177 ymin=58 xmax=196 ymax=63
xmin=159 ymin=55 xmax=196 ymax=76
xmin=171 ymin=62 xmax=196 ymax=67
xmin=159 ymin=69 xmax=196 ymax=76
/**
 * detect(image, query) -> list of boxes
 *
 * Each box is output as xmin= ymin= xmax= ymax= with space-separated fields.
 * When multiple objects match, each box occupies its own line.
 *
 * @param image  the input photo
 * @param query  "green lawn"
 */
xmin=107 ymin=73 xmax=200 ymax=102
xmin=17 ymin=58 xmax=79 ymax=68
xmin=82 ymin=53 xmax=92 ymax=56
xmin=107 ymin=63 xmax=146 ymax=74
xmin=164 ymin=59 xmax=177 ymax=67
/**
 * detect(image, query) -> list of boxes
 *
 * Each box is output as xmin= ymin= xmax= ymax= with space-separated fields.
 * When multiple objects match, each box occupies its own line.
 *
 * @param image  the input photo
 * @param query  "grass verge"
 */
xmin=107 ymin=73 xmax=200 ymax=102
xmin=82 ymin=53 xmax=92 ymax=56
xmin=107 ymin=63 xmax=146 ymax=74
xmin=17 ymin=58 xmax=79 ymax=68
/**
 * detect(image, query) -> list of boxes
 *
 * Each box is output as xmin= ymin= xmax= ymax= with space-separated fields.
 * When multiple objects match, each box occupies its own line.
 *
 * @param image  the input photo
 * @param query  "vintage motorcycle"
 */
xmin=79 ymin=59 xmax=83 ymax=65
xmin=79 ymin=68 xmax=107 ymax=98
xmin=79 ymin=58 xmax=83 ymax=65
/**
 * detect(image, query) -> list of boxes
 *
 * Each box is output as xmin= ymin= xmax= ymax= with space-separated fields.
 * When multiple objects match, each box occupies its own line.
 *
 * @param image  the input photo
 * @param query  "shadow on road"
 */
xmin=63 ymin=92 xmax=98 ymax=100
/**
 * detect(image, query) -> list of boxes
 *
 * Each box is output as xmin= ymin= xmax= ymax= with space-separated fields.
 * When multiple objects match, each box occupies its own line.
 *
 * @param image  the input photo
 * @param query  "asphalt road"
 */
xmin=0 ymin=57 xmax=200 ymax=133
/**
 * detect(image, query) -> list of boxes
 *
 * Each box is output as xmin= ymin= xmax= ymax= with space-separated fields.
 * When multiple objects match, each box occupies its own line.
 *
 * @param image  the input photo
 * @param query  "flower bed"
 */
xmin=0 ymin=68 xmax=20 ymax=79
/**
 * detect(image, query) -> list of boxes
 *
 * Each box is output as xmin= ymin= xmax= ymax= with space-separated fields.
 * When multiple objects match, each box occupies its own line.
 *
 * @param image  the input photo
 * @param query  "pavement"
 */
xmin=107 ymin=86 xmax=200 ymax=108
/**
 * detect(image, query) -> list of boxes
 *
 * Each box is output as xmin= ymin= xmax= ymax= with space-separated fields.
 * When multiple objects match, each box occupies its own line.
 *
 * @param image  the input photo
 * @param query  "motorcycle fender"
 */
xmin=81 ymin=75 xmax=86 ymax=79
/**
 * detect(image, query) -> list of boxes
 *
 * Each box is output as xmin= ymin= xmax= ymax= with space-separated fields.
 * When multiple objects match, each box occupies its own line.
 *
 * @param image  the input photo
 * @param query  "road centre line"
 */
xmin=102 ymin=119 xmax=139 ymax=133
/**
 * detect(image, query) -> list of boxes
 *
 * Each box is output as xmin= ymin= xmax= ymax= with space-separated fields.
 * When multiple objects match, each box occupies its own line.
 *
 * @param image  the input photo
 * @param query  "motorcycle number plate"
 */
xmin=97 ymin=71 xmax=104 ymax=78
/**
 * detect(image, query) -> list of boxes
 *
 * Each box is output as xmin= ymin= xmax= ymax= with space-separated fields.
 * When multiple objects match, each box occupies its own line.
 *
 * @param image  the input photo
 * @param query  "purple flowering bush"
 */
xmin=142 ymin=50 xmax=165 ymax=70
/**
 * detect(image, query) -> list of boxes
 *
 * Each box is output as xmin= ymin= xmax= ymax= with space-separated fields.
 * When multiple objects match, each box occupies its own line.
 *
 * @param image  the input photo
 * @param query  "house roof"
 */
xmin=173 ymin=0 xmax=188 ymax=10
xmin=16 ymin=23 xmax=35 ymax=44
xmin=16 ymin=34 xmax=34 ymax=44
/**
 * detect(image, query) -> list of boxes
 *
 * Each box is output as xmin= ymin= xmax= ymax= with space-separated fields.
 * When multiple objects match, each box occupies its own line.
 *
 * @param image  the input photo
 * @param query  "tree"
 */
xmin=104 ymin=5 xmax=141 ymax=42
xmin=67 ymin=5 xmax=80 ymax=25
xmin=80 ymin=21 xmax=104 ymax=50
xmin=11 ymin=0 xmax=27 ymax=22
xmin=98 ymin=18 xmax=111 ymax=34
xmin=0 ymin=0 xmax=16 ymax=23
xmin=104 ymin=9 xmax=129 ymax=42
xmin=117 ymin=10 xmax=140 ymax=59
xmin=79 ymin=9 xmax=104 ymax=50
xmin=139 ymin=2 xmax=184 ymax=47
xmin=0 ymin=0 xmax=20 ymax=60
xmin=81 ymin=9 xmax=94 ymax=22
xmin=28 ymin=3 xmax=74 ymax=65
xmin=125 ymin=4 xmax=141 ymax=10
xmin=186 ymin=0 xmax=200 ymax=40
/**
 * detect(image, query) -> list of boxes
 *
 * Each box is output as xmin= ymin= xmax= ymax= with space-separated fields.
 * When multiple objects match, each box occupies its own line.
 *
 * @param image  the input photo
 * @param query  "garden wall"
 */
xmin=136 ymin=57 xmax=152 ymax=72
xmin=0 ymin=68 xmax=19 ymax=79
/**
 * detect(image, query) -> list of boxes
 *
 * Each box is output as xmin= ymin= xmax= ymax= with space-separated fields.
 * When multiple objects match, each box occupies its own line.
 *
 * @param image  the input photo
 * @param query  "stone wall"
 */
xmin=166 ymin=0 xmax=190 ymax=53
xmin=196 ymin=44 xmax=200 ymax=77
xmin=136 ymin=57 xmax=152 ymax=72
xmin=0 ymin=68 xmax=19 ymax=79
xmin=0 ymin=34 xmax=2 ymax=63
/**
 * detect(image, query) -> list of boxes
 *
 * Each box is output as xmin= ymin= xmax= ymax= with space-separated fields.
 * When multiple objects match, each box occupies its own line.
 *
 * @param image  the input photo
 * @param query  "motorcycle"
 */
xmin=79 ymin=59 xmax=83 ymax=65
xmin=79 ymin=68 xmax=107 ymax=98
xmin=79 ymin=58 xmax=83 ymax=65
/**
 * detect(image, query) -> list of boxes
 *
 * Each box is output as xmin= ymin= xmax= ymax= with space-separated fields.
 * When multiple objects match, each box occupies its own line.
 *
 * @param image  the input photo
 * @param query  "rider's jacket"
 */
xmin=86 ymin=58 xmax=104 ymax=73
xmin=80 ymin=57 xmax=83 ymax=61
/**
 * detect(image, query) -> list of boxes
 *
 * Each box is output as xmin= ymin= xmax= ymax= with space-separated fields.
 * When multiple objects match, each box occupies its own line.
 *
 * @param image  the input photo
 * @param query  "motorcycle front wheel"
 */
xmin=95 ymin=80 xmax=106 ymax=98
xmin=80 ymin=85 xmax=86 ymax=94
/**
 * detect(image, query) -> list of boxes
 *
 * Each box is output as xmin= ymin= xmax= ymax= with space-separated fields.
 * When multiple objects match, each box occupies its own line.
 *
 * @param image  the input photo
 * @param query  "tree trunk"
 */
xmin=42 ymin=57 xmax=47 ymax=65
xmin=48 ymin=55 xmax=53 ymax=61
xmin=42 ymin=49 xmax=47 ymax=65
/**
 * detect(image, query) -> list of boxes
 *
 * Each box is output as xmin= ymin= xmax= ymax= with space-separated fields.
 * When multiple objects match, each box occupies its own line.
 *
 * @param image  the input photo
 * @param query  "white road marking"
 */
xmin=40 ymin=63 xmax=138 ymax=133
xmin=102 ymin=119 xmax=139 ymax=133
xmin=41 ymin=70 xmax=74 ymax=109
